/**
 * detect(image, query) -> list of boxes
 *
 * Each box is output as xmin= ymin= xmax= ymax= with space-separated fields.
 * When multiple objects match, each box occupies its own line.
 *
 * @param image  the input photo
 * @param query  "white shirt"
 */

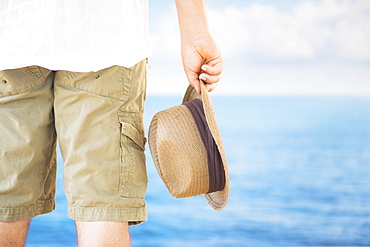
xmin=0 ymin=0 xmax=152 ymax=72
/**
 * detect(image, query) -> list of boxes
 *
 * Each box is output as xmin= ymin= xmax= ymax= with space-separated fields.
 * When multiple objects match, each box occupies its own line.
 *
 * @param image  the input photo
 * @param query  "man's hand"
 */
xmin=181 ymin=35 xmax=223 ymax=93
xmin=176 ymin=0 xmax=223 ymax=93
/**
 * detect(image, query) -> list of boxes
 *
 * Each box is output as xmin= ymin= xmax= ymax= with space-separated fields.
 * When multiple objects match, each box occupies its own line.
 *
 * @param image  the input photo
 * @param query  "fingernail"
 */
xmin=201 ymin=65 xmax=207 ymax=71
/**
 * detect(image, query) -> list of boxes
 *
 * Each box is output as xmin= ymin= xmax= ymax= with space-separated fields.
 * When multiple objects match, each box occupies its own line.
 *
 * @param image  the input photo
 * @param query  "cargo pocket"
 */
xmin=0 ymin=66 xmax=46 ymax=97
xmin=119 ymin=114 xmax=147 ymax=198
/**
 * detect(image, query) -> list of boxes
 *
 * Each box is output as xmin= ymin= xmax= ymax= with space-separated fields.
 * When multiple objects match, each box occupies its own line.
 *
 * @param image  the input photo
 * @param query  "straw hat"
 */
xmin=148 ymin=82 xmax=229 ymax=210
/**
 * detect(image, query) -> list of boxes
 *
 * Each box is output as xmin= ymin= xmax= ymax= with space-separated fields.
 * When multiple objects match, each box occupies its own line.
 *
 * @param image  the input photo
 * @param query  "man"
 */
xmin=0 ymin=0 xmax=223 ymax=246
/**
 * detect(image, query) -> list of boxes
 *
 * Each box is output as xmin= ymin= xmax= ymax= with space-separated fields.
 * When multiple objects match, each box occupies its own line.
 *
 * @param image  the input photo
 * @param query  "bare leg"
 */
xmin=76 ymin=221 xmax=131 ymax=247
xmin=0 ymin=219 xmax=31 ymax=247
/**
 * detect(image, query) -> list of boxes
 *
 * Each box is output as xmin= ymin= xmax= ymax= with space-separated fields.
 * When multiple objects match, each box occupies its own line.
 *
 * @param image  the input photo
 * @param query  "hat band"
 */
xmin=183 ymin=98 xmax=226 ymax=193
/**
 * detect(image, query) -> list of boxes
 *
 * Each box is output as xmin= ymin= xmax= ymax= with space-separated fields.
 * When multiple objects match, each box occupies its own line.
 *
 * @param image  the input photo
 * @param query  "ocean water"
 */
xmin=26 ymin=96 xmax=370 ymax=246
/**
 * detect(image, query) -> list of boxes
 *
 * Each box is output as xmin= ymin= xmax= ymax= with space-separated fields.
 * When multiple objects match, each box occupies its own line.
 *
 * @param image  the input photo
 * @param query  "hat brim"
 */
xmin=183 ymin=82 xmax=229 ymax=211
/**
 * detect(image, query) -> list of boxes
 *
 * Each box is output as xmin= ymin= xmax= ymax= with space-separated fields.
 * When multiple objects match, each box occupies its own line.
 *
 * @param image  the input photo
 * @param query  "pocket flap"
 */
xmin=120 ymin=122 xmax=146 ymax=151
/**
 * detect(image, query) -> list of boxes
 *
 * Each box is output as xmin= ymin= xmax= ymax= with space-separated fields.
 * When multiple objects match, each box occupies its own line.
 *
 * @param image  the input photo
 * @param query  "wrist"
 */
xmin=181 ymin=33 xmax=212 ymax=47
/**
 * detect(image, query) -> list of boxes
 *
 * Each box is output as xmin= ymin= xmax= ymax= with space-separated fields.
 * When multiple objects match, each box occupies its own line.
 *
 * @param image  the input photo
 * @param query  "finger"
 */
xmin=205 ymin=82 xmax=217 ymax=92
xmin=189 ymin=78 xmax=201 ymax=94
xmin=201 ymin=63 xmax=223 ymax=76
xmin=199 ymin=73 xmax=221 ymax=84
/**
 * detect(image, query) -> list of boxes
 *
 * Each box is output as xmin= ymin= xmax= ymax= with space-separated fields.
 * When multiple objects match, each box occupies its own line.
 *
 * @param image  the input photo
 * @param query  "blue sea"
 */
xmin=26 ymin=96 xmax=370 ymax=246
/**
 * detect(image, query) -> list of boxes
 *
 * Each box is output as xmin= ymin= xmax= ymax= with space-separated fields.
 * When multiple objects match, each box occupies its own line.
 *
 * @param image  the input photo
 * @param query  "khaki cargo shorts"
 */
xmin=0 ymin=60 xmax=148 ymax=225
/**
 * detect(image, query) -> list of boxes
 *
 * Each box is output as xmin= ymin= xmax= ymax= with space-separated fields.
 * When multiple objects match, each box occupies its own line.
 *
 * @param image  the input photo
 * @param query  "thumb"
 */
xmin=189 ymin=78 xmax=201 ymax=94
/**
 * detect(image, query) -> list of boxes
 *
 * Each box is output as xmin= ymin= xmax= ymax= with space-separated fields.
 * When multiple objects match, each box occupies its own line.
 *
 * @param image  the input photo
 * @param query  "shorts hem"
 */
xmin=0 ymin=199 xmax=55 ymax=222
xmin=68 ymin=205 xmax=147 ymax=225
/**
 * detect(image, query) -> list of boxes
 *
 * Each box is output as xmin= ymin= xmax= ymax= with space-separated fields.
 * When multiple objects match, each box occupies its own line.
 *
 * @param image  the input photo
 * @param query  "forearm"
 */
xmin=175 ymin=0 xmax=223 ymax=92
xmin=175 ymin=0 xmax=211 ymax=42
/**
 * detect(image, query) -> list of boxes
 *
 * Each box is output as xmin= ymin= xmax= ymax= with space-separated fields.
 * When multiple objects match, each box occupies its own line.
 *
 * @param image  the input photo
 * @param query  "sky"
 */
xmin=147 ymin=0 xmax=370 ymax=96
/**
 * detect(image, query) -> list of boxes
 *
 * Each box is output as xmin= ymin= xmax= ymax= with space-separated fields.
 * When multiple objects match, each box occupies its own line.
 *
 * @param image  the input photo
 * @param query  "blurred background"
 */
xmin=148 ymin=0 xmax=370 ymax=96
xmin=27 ymin=0 xmax=370 ymax=246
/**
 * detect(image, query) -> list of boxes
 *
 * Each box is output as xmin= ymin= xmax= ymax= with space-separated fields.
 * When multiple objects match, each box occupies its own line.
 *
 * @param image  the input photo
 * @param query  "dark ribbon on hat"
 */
xmin=183 ymin=98 xmax=225 ymax=193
